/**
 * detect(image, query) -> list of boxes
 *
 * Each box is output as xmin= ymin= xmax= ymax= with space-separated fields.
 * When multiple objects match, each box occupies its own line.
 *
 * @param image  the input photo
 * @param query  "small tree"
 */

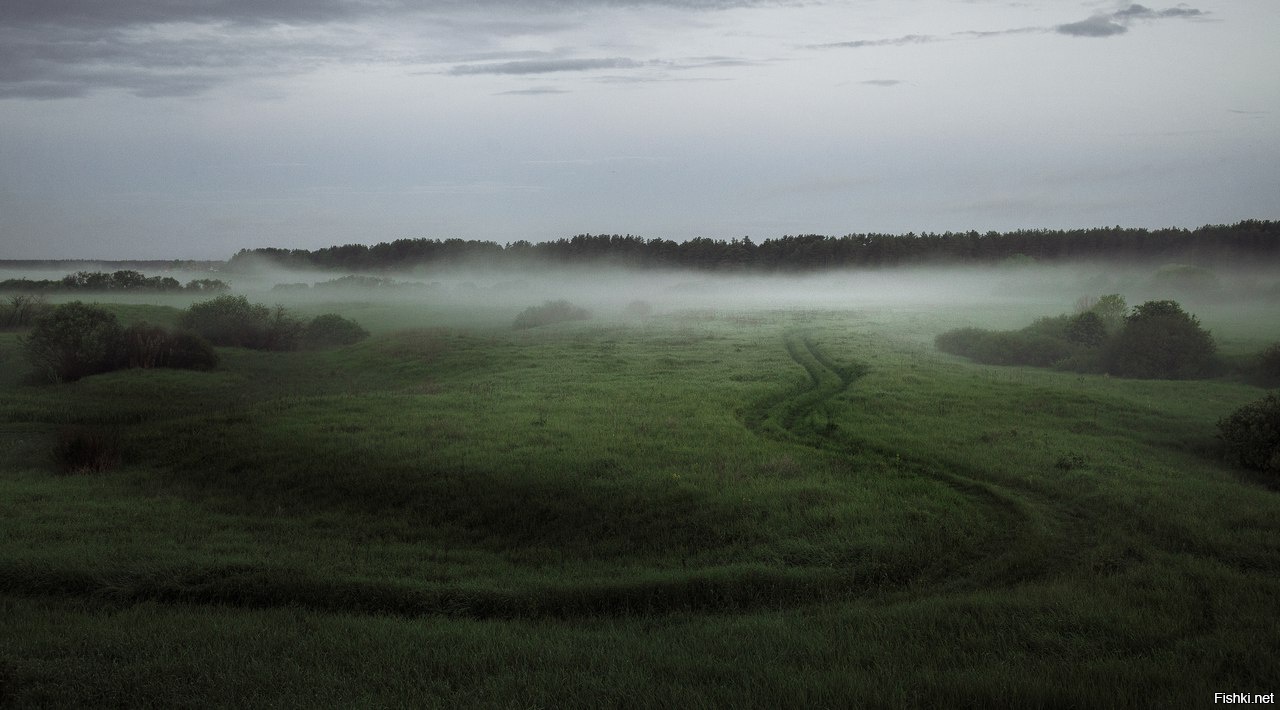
xmin=181 ymin=295 xmax=301 ymax=350
xmin=1064 ymin=311 xmax=1107 ymax=347
xmin=1218 ymin=393 xmax=1280 ymax=474
xmin=24 ymin=302 xmax=125 ymax=382
xmin=1105 ymin=300 xmax=1216 ymax=379
xmin=1090 ymin=294 xmax=1127 ymax=333
xmin=513 ymin=300 xmax=591 ymax=329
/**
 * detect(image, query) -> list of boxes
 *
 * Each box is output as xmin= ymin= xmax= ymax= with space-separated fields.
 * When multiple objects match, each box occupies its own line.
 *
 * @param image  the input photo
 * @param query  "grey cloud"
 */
xmin=860 ymin=79 xmax=904 ymax=87
xmin=448 ymin=58 xmax=651 ymax=75
xmin=807 ymin=34 xmax=940 ymax=50
xmin=1056 ymin=4 xmax=1205 ymax=38
xmin=494 ymin=87 xmax=570 ymax=95
xmin=1056 ymin=16 xmax=1128 ymax=37
xmin=813 ymin=4 xmax=1205 ymax=52
xmin=1114 ymin=4 xmax=1204 ymax=20
xmin=1 ymin=0 xmax=775 ymax=31
xmin=0 ymin=0 xmax=780 ymax=99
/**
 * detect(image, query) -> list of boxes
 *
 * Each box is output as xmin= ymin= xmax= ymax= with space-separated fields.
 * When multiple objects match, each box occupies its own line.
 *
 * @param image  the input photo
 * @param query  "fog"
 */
xmin=5 ymin=259 xmax=1277 ymax=336
xmin=213 ymin=258 xmax=1277 ymax=312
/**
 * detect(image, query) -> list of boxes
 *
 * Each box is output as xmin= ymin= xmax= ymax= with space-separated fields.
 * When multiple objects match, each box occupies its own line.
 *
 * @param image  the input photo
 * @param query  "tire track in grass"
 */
xmin=747 ymin=330 xmax=1061 ymax=590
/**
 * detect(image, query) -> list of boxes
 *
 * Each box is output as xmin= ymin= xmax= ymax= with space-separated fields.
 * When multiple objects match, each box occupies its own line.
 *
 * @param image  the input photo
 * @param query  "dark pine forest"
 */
xmin=229 ymin=220 xmax=1280 ymax=272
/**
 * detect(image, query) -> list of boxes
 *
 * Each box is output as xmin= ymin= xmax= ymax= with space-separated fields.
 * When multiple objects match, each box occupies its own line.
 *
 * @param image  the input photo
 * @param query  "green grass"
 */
xmin=1 ymin=299 xmax=1277 ymax=708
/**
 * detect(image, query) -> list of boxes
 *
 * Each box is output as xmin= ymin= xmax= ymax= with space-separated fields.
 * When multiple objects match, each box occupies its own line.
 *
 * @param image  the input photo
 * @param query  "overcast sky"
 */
xmin=1 ymin=0 xmax=1277 ymax=259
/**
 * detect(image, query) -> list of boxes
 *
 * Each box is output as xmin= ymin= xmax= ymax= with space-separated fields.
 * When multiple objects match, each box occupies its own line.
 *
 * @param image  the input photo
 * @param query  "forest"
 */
xmin=228 ymin=220 xmax=1280 ymax=272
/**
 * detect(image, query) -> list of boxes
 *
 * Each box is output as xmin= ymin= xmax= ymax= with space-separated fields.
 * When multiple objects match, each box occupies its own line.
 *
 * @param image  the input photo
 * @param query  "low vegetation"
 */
xmin=23 ymin=302 xmax=218 ymax=382
xmin=1218 ymin=392 xmax=1280 ymax=474
xmin=512 ymin=299 xmax=591 ymax=329
xmin=0 ymin=270 xmax=229 ymax=293
xmin=936 ymin=296 xmax=1219 ymax=379
xmin=2 ymin=284 xmax=1277 ymax=707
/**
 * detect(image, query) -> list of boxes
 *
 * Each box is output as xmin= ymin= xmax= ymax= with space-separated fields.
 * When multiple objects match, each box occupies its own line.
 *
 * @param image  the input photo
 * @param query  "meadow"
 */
xmin=1 ymin=265 xmax=1278 ymax=708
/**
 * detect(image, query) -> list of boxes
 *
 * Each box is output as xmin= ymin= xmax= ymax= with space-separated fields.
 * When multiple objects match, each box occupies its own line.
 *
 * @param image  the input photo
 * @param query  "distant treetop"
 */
xmin=227 ymin=220 xmax=1280 ymax=273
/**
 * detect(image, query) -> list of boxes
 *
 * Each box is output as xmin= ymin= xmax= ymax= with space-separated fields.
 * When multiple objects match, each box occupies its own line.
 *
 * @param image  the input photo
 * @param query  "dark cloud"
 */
xmin=1114 ymin=4 xmax=1205 ymax=20
xmin=449 ymin=58 xmax=651 ymax=75
xmin=0 ymin=0 xmax=774 ymax=30
xmin=1056 ymin=16 xmax=1128 ymax=37
xmin=813 ymin=4 xmax=1206 ymax=52
xmin=0 ymin=0 xmax=780 ymax=99
xmin=1056 ymin=4 xmax=1205 ymax=38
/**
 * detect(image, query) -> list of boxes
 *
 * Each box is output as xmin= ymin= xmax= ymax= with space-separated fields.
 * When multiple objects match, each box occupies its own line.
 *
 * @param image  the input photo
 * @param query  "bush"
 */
xmin=935 ymin=327 xmax=1076 ymax=368
xmin=1064 ymin=311 xmax=1107 ymax=347
xmin=1090 ymin=294 xmax=1127 ymax=333
xmin=54 ymin=427 xmax=121 ymax=474
xmin=124 ymin=322 xmax=169 ymax=369
xmin=160 ymin=331 xmax=219 ymax=370
xmin=23 ymin=302 xmax=125 ymax=382
xmin=513 ymin=300 xmax=591 ymax=329
xmin=303 ymin=314 xmax=369 ymax=348
xmin=1105 ymin=300 xmax=1216 ymax=379
xmin=181 ymin=295 xmax=301 ymax=350
xmin=1 ymin=294 xmax=51 ymax=329
xmin=1218 ymin=393 xmax=1280 ymax=474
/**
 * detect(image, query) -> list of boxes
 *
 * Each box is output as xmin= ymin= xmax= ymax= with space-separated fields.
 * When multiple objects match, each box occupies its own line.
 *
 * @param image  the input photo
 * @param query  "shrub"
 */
xmin=1105 ymin=300 xmax=1216 ymax=379
xmin=1090 ymin=294 xmax=1127 ymax=333
xmin=1 ymin=294 xmax=51 ymax=329
xmin=1217 ymin=393 xmax=1280 ymax=474
xmin=303 ymin=314 xmax=369 ymax=348
xmin=185 ymin=279 xmax=230 ymax=292
xmin=935 ymin=327 xmax=1076 ymax=368
xmin=159 ymin=331 xmax=219 ymax=370
xmin=23 ymin=302 xmax=125 ymax=382
xmin=124 ymin=322 xmax=169 ymax=369
xmin=1064 ymin=311 xmax=1107 ymax=347
xmin=513 ymin=300 xmax=591 ymax=329
xmin=54 ymin=427 xmax=121 ymax=474
xmin=181 ymin=295 xmax=301 ymax=350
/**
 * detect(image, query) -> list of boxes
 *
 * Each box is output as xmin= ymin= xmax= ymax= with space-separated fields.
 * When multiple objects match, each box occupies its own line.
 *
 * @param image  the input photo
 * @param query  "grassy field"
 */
xmin=1 ymin=290 xmax=1278 ymax=708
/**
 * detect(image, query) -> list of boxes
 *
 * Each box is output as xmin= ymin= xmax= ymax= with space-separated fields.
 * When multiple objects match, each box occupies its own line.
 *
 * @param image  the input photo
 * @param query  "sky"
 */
xmin=1 ymin=0 xmax=1277 ymax=259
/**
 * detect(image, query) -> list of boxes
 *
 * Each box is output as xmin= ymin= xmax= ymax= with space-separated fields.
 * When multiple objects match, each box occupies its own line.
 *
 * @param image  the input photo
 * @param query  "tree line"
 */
xmin=227 ymin=220 xmax=1280 ymax=272
xmin=0 ymin=270 xmax=229 ymax=293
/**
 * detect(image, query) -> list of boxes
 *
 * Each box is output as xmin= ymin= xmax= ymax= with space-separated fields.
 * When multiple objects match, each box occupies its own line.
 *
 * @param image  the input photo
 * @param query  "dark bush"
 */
xmin=185 ymin=278 xmax=230 ymax=292
xmin=513 ymin=300 xmax=591 ymax=330
xmin=1105 ymin=300 xmax=1216 ymax=379
xmin=935 ymin=327 xmax=1075 ymax=368
xmin=54 ymin=426 xmax=121 ymax=474
xmin=124 ymin=322 xmax=169 ymax=369
xmin=1090 ymin=294 xmax=1128 ymax=333
xmin=181 ymin=295 xmax=301 ymax=350
xmin=159 ymin=331 xmax=219 ymax=370
xmin=1 ymin=294 xmax=50 ymax=329
xmin=1217 ymin=393 xmax=1280 ymax=474
xmin=1065 ymin=311 xmax=1107 ymax=347
xmin=24 ymin=302 xmax=125 ymax=382
xmin=303 ymin=313 xmax=369 ymax=348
